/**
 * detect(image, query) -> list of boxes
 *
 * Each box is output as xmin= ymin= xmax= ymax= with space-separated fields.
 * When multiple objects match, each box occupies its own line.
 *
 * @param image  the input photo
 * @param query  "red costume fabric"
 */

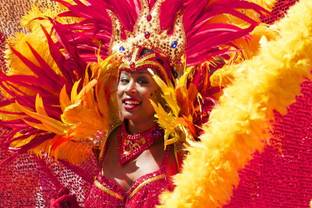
xmin=0 ymin=0 xmax=312 ymax=208
xmin=84 ymin=149 xmax=177 ymax=208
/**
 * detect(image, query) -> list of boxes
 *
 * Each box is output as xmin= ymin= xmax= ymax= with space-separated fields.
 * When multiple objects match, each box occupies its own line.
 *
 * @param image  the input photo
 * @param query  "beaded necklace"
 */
xmin=118 ymin=123 xmax=164 ymax=165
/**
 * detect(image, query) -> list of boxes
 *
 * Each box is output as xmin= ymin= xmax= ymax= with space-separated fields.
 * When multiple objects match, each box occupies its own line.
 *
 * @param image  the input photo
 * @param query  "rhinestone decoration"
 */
xmin=144 ymin=32 xmax=151 ymax=39
xmin=118 ymin=124 xmax=164 ymax=165
xmin=130 ymin=62 xmax=136 ymax=69
xmin=109 ymin=0 xmax=186 ymax=66
xmin=119 ymin=46 xmax=125 ymax=52
xmin=146 ymin=14 xmax=152 ymax=21
xmin=171 ymin=40 xmax=178 ymax=48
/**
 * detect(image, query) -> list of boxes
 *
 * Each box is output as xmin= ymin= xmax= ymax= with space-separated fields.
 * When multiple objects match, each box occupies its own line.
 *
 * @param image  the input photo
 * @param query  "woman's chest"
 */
xmin=101 ymin=138 xmax=165 ymax=190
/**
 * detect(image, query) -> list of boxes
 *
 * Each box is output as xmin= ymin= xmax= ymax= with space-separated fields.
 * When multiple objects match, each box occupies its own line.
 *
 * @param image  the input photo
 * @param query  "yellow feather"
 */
xmin=5 ymin=30 xmax=60 ymax=78
xmin=4 ymin=5 xmax=69 ymax=78
xmin=52 ymin=140 xmax=94 ymax=165
xmin=78 ymin=79 xmax=98 ymax=100
xmin=61 ymin=104 xmax=106 ymax=139
xmin=175 ymin=67 xmax=193 ymax=89
xmin=159 ymin=0 xmax=312 ymax=207
xmin=22 ymin=120 xmax=52 ymax=132
xmin=151 ymin=72 xmax=180 ymax=117
xmin=21 ymin=6 xmax=59 ymax=31
xmin=15 ymin=102 xmax=68 ymax=135
xmin=59 ymin=85 xmax=71 ymax=111
xmin=59 ymin=58 xmax=121 ymax=140
xmin=70 ymin=80 xmax=81 ymax=102
xmin=211 ymin=25 xmax=279 ymax=88
xmin=11 ymin=135 xmax=36 ymax=148
xmin=1 ymin=6 xmax=119 ymax=164
xmin=248 ymin=0 xmax=277 ymax=10
xmin=0 ymin=103 xmax=24 ymax=121
xmin=35 ymin=94 xmax=48 ymax=116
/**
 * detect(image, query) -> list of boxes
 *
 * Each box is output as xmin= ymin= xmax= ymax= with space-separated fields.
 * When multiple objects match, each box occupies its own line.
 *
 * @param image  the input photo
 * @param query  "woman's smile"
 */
xmin=117 ymin=69 xmax=160 ymax=125
xmin=122 ymin=97 xmax=142 ymax=111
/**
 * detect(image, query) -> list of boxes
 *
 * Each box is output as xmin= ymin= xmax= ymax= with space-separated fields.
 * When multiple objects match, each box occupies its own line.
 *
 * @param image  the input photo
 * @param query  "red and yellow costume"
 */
xmin=0 ymin=0 xmax=312 ymax=207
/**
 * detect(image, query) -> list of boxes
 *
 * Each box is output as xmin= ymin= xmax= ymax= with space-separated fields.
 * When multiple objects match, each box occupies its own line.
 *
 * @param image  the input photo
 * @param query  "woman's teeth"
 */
xmin=124 ymin=100 xmax=140 ymax=105
xmin=123 ymin=99 xmax=141 ymax=110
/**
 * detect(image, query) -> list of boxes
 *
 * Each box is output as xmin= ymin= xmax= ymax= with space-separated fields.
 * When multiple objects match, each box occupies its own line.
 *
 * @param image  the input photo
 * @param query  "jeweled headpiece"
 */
xmin=48 ymin=0 xmax=268 ymax=67
xmin=0 ymin=0 xmax=269 ymax=165
xmin=109 ymin=0 xmax=185 ymax=67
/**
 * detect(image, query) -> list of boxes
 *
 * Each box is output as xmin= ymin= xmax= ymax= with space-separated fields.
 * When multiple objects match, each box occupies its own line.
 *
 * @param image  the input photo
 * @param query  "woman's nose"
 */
xmin=125 ymin=80 xmax=137 ymax=94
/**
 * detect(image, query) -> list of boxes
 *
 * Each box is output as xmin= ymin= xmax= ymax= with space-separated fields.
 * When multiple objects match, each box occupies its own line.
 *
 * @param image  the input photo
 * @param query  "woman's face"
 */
xmin=117 ymin=69 xmax=160 ymax=123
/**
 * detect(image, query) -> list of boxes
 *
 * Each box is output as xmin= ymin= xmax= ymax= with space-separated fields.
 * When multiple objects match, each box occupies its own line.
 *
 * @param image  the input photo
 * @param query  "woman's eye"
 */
xmin=137 ymin=77 xmax=149 ymax=84
xmin=119 ymin=78 xmax=129 ymax=84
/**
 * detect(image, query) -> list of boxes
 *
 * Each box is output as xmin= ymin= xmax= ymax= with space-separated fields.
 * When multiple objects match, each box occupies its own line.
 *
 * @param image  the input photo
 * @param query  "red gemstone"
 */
xmin=144 ymin=32 xmax=150 ymax=39
xmin=146 ymin=15 xmax=152 ymax=21
xmin=130 ymin=62 xmax=136 ymax=69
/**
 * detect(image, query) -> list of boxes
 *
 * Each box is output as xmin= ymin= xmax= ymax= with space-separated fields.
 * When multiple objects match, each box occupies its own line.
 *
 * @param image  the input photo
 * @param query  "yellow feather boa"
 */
xmin=159 ymin=0 xmax=312 ymax=207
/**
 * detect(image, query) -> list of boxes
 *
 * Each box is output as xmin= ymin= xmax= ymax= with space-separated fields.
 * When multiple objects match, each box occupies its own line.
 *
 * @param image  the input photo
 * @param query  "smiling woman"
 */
xmin=82 ymin=49 xmax=179 ymax=207
xmin=0 ymin=0 xmax=270 ymax=205
xmin=116 ymin=48 xmax=170 ymax=132
xmin=117 ymin=70 xmax=159 ymax=130
xmin=3 ymin=0 xmax=308 ymax=208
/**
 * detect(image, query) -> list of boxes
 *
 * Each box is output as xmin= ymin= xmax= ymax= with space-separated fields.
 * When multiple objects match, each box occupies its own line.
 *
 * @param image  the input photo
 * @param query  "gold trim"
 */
xmin=138 ymin=60 xmax=170 ymax=82
xmin=110 ymin=0 xmax=186 ymax=66
xmin=128 ymin=174 xmax=166 ymax=199
xmin=94 ymin=179 xmax=124 ymax=200
xmin=136 ymin=53 xmax=156 ymax=64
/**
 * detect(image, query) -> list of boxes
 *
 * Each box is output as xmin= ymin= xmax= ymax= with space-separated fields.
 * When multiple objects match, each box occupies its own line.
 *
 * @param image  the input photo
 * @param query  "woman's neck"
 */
xmin=126 ymin=119 xmax=156 ymax=134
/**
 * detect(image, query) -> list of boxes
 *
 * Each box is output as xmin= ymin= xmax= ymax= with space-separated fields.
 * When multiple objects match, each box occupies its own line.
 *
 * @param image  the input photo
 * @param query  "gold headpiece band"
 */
xmin=109 ymin=0 xmax=186 ymax=66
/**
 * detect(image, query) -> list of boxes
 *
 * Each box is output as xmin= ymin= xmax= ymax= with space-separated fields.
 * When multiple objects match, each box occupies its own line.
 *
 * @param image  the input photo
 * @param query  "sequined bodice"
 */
xmin=84 ymin=151 xmax=177 ymax=208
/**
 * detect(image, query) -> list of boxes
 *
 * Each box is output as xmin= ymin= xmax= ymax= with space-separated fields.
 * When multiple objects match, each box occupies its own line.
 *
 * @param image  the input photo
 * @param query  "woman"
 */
xmin=49 ymin=49 xmax=179 ymax=208
xmin=0 ymin=0 xmax=271 ymax=207
xmin=83 ymin=49 xmax=179 ymax=207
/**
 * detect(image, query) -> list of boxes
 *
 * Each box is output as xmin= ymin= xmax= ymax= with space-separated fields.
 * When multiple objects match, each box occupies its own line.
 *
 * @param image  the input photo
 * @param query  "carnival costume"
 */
xmin=1 ymin=0 xmax=312 ymax=207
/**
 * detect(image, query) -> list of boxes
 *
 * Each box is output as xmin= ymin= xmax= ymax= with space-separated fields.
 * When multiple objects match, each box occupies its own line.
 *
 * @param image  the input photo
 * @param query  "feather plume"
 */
xmin=0 ymin=7 xmax=120 ymax=164
xmin=159 ymin=0 xmax=312 ymax=207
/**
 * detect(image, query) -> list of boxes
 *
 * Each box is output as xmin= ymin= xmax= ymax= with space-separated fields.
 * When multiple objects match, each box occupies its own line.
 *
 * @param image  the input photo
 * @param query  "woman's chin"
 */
xmin=121 ymin=111 xmax=139 ymax=121
xmin=124 ymin=105 xmax=139 ymax=111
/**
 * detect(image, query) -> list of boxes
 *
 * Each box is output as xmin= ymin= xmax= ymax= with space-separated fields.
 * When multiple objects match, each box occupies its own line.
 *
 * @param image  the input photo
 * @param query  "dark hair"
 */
xmin=140 ymin=48 xmax=153 ymax=56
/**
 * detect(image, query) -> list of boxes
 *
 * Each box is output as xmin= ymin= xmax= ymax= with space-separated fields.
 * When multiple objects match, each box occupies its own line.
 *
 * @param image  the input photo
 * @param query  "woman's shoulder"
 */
xmin=108 ymin=124 xmax=121 ymax=139
xmin=95 ymin=123 xmax=122 ymax=163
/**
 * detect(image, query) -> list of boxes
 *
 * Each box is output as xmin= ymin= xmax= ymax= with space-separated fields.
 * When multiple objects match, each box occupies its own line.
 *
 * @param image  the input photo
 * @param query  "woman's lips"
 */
xmin=122 ymin=98 xmax=141 ymax=111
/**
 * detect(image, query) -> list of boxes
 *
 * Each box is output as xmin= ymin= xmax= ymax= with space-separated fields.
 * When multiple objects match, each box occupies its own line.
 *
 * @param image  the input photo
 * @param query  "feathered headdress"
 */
xmin=0 ymin=0 xmax=269 ymax=164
